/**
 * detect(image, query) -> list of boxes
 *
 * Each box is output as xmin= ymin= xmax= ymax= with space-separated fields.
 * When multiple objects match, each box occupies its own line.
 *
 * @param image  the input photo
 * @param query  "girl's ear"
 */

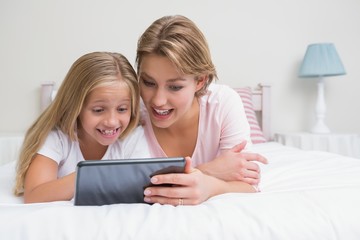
xmin=195 ymin=75 xmax=208 ymax=92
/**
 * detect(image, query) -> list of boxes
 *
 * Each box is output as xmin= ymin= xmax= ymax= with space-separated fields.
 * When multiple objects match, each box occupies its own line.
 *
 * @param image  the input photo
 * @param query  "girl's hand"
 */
xmin=197 ymin=141 xmax=268 ymax=185
xmin=143 ymin=157 xmax=255 ymax=206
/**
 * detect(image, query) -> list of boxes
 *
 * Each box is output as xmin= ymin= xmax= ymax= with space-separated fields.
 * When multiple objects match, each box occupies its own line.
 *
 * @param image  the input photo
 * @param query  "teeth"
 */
xmin=101 ymin=129 xmax=116 ymax=135
xmin=155 ymin=109 xmax=171 ymax=115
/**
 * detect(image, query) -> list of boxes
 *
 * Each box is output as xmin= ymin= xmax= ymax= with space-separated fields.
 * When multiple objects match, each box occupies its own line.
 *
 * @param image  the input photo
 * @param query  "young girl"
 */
xmin=136 ymin=15 xmax=268 ymax=206
xmin=14 ymin=52 xmax=149 ymax=203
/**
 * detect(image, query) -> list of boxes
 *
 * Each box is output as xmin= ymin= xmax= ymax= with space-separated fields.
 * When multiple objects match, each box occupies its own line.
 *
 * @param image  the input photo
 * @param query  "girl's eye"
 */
xmin=92 ymin=108 xmax=104 ymax=113
xmin=142 ymin=79 xmax=156 ymax=87
xmin=118 ymin=107 xmax=128 ymax=113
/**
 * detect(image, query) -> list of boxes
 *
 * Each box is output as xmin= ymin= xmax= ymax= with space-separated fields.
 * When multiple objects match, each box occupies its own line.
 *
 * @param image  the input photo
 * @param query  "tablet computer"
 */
xmin=74 ymin=157 xmax=185 ymax=206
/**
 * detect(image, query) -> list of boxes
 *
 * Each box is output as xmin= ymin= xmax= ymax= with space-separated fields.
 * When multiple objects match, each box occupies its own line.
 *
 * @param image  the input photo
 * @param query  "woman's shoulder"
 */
xmin=208 ymin=82 xmax=231 ymax=91
xmin=203 ymin=83 xmax=240 ymax=102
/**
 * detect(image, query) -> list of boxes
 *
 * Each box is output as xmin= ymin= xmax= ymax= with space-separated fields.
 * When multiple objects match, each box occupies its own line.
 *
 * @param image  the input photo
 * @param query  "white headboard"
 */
xmin=252 ymin=84 xmax=271 ymax=141
xmin=40 ymin=82 xmax=272 ymax=141
xmin=40 ymin=81 xmax=57 ymax=111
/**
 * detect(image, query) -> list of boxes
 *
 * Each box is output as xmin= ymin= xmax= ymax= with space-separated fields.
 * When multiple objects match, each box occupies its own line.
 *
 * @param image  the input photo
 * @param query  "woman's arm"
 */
xmin=196 ymin=141 xmax=268 ymax=185
xmin=23 ymin=154 xmax=75 ymax=203
xmin=195 ymin=86 xmax=267 ymax=185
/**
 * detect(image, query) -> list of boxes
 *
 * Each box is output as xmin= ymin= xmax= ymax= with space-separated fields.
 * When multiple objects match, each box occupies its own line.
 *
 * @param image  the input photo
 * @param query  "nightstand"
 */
xmin=274 ymin=132 xmax=360 ymax=158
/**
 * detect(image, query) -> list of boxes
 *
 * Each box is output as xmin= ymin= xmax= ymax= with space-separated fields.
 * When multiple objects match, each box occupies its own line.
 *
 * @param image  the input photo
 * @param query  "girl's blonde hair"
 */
xmin=14 ymin=52 xmax=140 ymax=196
xmin=135 ymin=15 xmax=217 ymax=97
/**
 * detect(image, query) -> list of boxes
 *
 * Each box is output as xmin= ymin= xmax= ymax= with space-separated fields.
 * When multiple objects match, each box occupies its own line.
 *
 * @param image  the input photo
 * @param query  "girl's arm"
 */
xmin=23 ymin=154 xmax=75 ymax=203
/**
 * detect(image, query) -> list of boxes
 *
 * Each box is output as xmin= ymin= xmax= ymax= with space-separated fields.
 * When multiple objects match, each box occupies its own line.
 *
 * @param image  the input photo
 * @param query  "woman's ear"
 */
xmin=195 ymin=75 xmax=208 ymax=92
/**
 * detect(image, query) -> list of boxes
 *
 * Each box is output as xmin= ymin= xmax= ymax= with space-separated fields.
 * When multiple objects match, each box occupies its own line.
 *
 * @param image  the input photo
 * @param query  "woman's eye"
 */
xmin=142 ymin=79 xmax=155 ymax=87
xmin=169 ymin=85 xmax=183 ymax=91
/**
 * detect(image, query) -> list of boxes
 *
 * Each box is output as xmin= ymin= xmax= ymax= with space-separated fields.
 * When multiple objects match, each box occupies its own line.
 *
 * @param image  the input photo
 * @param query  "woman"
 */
xmin=136 ymin=15 xmax=268 ymax=206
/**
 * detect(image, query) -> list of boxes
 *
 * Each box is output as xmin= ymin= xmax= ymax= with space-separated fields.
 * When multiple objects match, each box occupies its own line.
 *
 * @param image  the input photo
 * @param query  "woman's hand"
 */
xmin=197 ymin=141 xmax=268 ymax=185
xmin=143 ymin=157 xmax=256 ymax=206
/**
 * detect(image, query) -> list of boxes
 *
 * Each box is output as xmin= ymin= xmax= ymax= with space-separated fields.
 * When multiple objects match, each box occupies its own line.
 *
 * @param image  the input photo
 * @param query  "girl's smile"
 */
xmin=78 ymin=82 xmax=131 ymax=148
xmin=98 ymin=127 xmax=121 ymax=137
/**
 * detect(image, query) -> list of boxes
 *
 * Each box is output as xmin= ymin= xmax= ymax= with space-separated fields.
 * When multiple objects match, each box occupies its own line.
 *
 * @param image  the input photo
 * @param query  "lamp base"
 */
xmin=311 ymin=121 xmax=330 ymax=134
xmin=311 ymin=77 xmax=330 ymax=134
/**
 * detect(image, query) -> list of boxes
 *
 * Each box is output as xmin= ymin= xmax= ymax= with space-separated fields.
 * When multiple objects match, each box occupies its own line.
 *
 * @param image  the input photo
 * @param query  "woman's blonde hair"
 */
xmin=135 ymin=15 xmax=217 ymax=97
xmin=14 ymin=52 xmax=140 ymax=196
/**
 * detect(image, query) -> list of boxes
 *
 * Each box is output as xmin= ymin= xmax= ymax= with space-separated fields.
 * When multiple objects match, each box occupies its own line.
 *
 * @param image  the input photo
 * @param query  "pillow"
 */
xmin=234 ymin=87 xmax=267 ymax=144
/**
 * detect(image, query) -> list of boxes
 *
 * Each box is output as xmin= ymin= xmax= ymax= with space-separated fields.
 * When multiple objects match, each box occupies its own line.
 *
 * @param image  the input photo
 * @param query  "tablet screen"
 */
xmin=74 ymin=157 xmax=185 ymax=206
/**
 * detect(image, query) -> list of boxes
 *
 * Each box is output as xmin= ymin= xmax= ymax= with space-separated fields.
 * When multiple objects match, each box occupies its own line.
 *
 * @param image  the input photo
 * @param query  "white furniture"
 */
xmin=274 ymin=132 xmax=360 ymax=158
xmin=251 ymin=84 xmax=271 ymax=141
xmin=0 ymin=133 xmax=24 ymax=166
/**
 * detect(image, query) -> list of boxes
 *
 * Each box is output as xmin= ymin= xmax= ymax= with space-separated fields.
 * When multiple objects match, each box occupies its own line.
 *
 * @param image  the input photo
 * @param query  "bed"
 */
xmin=1 ymin=83 xmax=360 ymax=239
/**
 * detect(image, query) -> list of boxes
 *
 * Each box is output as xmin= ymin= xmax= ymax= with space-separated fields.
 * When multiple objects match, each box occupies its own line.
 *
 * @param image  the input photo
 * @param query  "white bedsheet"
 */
xmin=1 ymin=142 xmax=360 ymax=240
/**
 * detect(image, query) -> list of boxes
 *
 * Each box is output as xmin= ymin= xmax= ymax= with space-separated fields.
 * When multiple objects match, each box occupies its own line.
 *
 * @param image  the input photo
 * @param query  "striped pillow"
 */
xmin=234 ymin=87 xmax=267 ymax=144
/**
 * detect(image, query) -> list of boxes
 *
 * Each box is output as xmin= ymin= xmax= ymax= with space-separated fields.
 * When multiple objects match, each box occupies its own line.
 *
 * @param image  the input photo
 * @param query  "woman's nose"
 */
xmin=152 ymin=89 xmax=167 ymax=106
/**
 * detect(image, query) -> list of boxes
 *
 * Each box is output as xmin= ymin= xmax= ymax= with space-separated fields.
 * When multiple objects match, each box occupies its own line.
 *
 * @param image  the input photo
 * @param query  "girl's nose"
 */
xmin=104 ymin=112 xmax=118 ymax=127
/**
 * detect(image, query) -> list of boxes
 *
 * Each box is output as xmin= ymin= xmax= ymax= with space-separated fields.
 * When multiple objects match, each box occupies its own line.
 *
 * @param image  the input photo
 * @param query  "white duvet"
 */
xmin=1 ymin=142 xmax=360 ymax=240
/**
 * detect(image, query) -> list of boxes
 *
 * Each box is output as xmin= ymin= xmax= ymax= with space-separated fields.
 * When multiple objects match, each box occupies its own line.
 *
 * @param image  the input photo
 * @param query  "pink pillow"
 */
xmin=234 ymin=87 xmax=267 ymax=144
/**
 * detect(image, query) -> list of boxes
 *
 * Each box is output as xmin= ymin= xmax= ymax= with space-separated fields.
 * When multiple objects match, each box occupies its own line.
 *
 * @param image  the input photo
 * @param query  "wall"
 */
xmin=1 ymin=0 xmax=360 ymax=136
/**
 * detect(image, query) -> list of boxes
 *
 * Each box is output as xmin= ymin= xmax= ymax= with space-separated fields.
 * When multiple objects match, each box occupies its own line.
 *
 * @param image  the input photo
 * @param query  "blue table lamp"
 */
xmin=299 ymin=43 xmax=346 ymax=133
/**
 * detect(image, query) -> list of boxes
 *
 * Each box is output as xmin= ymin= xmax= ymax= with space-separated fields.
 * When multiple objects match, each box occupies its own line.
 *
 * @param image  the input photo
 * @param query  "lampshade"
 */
xmin=299 ymin=43 xmax=346 ymax=78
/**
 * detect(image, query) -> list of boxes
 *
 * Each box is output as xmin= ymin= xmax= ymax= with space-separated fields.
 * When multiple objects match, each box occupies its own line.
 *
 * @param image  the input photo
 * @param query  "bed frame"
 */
xmin=252 ymin=84 xmax=271 ymax=141
xmin=40 ymin=82 xmax=272 ymax=140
